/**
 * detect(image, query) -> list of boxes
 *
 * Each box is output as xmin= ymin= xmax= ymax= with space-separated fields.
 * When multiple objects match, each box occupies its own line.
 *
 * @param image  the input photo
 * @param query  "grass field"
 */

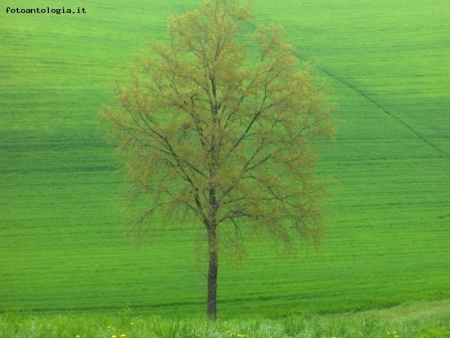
xmin=1 ymin=0 xmax=449 ymax=321
xmin=1 ymin=300 xmax=449 ymax=337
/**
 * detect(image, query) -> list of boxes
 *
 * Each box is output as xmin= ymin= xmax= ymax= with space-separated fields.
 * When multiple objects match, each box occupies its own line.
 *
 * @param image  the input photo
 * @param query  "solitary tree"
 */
xmin=102 ymin=0 xmax=334 ymax=320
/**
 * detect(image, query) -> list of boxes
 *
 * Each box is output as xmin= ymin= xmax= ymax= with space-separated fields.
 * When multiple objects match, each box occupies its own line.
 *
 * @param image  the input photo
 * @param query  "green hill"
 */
xmin=1 ymin=0 xmax=449 ymax=318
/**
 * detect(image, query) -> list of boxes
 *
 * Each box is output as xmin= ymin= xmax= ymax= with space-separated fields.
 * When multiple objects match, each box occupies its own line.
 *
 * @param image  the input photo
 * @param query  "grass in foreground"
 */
xmin=1 ymin=300 xmax=449 ymax=338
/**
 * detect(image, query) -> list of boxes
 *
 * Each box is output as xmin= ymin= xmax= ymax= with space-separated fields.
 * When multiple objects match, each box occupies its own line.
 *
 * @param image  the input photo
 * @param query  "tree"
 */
xmin=102 ymin=0 xmax=334 ymax=320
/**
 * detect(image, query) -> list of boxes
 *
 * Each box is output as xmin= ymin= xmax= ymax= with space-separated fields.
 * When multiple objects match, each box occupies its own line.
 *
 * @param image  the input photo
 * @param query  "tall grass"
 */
xmin=1 ymin=300 xmax=449 ymax=337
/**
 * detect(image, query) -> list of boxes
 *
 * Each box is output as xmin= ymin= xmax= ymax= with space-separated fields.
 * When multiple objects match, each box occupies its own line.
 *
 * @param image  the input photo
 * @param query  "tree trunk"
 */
xmin=206 ymin=223 xmax=218 ymax=320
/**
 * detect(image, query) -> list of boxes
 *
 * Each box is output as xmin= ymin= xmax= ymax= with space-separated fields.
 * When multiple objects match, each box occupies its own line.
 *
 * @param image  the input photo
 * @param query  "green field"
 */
xmin=1 ymin=0 xmax=449 ymax=320
xmin=1 ymin=300 xmax=449 ymax=337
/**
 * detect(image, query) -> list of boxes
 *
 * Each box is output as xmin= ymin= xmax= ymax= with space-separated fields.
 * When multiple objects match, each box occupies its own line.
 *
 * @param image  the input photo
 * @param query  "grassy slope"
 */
xmin=0 ymin=0 xmax=449 ymax=317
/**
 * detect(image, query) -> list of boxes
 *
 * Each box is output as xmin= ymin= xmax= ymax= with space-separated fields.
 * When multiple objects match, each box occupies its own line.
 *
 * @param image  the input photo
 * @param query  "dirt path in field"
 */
xmin=359 ymin=299 xmax=450 ymax=322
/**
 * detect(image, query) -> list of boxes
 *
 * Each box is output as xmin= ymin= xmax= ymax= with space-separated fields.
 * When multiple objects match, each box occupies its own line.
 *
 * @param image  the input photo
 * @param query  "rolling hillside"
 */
xmin=0 ymin=0 xmax=449 ymax=317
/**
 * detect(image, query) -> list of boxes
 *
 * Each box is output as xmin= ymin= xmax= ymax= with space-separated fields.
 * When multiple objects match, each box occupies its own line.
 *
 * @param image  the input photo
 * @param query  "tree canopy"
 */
xmin=102 ymin=0 xmax=335 ymax=320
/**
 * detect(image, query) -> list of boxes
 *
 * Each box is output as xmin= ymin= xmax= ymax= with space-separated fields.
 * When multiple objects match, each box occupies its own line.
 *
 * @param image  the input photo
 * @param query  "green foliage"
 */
xmin=1 ymin=0 xmax=449 ymax=317
xmin=422 ymin=327 xmax=450 ymax=338
xmin=0 ymin=301 xmax=449 ymax=337
xmin=102 ymin=0 xmax=334 ymax=253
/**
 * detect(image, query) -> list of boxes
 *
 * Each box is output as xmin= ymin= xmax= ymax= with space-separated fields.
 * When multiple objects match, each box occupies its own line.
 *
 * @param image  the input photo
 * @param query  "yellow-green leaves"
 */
xmin=102 ymin=0 xmax=334 ymax=265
